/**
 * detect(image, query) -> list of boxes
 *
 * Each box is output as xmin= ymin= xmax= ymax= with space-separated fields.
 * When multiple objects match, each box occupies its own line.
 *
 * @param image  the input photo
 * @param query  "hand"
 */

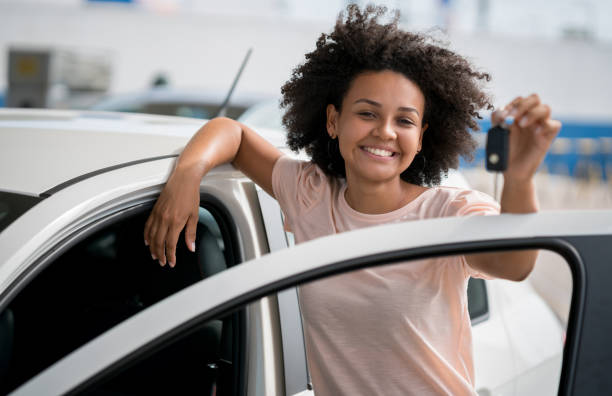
xmin=492 ymin=94 xmax=562 ymax=182
xmin=144 ymin=166 xmax=202 ymax=267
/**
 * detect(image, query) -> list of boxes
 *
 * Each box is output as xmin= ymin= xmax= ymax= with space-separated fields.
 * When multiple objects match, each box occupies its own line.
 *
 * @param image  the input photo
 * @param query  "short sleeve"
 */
xmin=445 ymin=189 xmax=500 ymax=217
xmin=272 ymin=155 xmax=329 ymax=228
xmin=443 ymin=189 xmax=499 ymax=279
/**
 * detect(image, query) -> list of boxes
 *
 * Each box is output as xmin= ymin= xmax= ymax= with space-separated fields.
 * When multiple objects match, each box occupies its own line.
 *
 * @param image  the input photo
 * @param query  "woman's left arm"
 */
xmin=466 ymin=94 xmax=562 ymax=281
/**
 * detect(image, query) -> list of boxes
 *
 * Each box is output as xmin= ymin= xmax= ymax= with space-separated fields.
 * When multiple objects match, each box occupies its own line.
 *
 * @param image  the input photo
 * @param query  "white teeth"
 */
xmin=363 ymin=147 xmax=393 ymax=157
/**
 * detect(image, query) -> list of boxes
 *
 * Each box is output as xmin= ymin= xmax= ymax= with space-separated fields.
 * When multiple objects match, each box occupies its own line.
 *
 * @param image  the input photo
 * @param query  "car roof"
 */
xmin=0 ymin=108 xmax=286 ymax=196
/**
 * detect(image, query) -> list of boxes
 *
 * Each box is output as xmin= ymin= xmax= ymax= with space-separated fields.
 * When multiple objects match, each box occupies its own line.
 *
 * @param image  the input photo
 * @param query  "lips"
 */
xmin=361 ymin=146 xmax=396 ymax=157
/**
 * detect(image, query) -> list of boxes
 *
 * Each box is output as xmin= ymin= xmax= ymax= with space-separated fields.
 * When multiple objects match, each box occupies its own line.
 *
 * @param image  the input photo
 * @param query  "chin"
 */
xmin=361 ymin=171 xmax=401 ymax=183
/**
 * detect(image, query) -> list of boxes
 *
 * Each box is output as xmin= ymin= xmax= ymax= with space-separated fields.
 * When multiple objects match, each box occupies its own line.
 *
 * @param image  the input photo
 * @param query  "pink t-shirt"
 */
xmin=271 ymin=156 xmax=500 ymax=396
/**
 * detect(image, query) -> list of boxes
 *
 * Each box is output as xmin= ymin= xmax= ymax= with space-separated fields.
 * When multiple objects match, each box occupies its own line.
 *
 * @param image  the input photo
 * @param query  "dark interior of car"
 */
xmin=0 ymin=204 xmax=244 ymax=395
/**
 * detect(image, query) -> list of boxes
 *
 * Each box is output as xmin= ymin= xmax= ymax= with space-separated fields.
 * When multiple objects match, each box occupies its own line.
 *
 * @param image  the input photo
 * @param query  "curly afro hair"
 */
xmin=280 ymin=4 xmax=493 ymax=186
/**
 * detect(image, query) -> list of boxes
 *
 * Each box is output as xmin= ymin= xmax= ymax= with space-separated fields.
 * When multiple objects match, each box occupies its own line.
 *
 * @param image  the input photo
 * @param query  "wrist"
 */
xmin=500 ymin=177 xmax=538 ymax=213
xmin=174 ymin=159 xmax=210 ymax=181
xmin=502 ymin=175 xmax=535 ymax=192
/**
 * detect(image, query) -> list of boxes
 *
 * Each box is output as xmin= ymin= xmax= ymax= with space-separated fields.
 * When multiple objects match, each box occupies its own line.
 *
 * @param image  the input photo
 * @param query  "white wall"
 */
xmin=1 ymin=2 xmax=611 ymax=120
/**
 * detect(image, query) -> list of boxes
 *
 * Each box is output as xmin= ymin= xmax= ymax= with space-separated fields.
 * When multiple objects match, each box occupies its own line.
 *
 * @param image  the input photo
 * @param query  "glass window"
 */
xmin=285 ymin=249 xmax=570 ymax=396
xmin=467 ymin=278 xmax=488 ymax=322
xmin=0 ymin=191 xmax=42 ymax=233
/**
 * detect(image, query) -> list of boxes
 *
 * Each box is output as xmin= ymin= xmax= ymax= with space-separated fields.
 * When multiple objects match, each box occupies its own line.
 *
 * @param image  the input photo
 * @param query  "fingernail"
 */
xmin=519 ymin=117 xmax=528 ymax=127
xmin=159 ymin=259 xmax=165 ymax=267
xmin=144 ymin=239 xmax=149 ymax=246
xmin=509 ymin=108 xmax=517 ymax=116
xmin=151 ymin=253 xmax=157 ymax=260
xmin=169 ymin=261 xmax=175 ymax=268
xmin=191 ymin=242 xmax=196 ymax=252
xmin=535 ymin=126 xmax=543 ymax=134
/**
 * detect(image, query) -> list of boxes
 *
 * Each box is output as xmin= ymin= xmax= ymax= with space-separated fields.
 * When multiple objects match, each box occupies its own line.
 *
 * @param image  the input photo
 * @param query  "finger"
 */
xmin=147 ymin=217 xmax=160 ymax=260
xmin=539 ymin=119 xmax=562 ymax=138
xmin=165 ymin=224 xmax=182 ymax=268
xmin=504 ymin=96 xmax=524 ymax=114
xmin=153 ymin=223 xmax=169 ymax=266
xmin=185 ymin=212 xmax=198 ymax=253
xmin=143 ymin=211 xmax=155 ymax=247
xmin=517 ymin=103 xmax=551 ymax=129
xmin=491 ymin=109 xmax=508 ymax=125
xmin=510 ymin=94 xmax=540 ymax=125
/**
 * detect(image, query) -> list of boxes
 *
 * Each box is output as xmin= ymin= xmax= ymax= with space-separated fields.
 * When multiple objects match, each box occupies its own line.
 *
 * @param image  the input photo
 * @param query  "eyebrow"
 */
xmin=353 ymin=98 xmax=420 ymax=116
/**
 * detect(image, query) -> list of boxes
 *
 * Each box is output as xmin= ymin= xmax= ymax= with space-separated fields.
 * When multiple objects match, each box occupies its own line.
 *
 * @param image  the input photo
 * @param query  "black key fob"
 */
xmin=485 ymin=124 xmax=509 ymax=172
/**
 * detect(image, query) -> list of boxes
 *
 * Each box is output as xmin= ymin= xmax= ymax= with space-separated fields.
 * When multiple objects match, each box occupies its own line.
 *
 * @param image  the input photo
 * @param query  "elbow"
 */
xmin=512 ymin=261 xmax=535 ymax=282
xmin=208 ymin=116 xmax=236 ymax=126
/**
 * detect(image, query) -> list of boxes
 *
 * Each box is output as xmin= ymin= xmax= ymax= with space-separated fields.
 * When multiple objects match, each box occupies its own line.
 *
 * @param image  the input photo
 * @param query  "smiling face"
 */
xmin=326 ymin=70 xmax=428 ymax=186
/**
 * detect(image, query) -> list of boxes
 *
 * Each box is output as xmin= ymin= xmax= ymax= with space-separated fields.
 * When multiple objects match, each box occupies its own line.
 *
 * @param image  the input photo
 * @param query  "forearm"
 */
xmin=466 ymin=177 xmax=538 ymax=281
xmin=175 ymin=117 xmax=243 ymax=177
xmin=465 ymin=250 xmax=536 ymax=281
xmin=500 ymin=177 xmax=538 ymax=214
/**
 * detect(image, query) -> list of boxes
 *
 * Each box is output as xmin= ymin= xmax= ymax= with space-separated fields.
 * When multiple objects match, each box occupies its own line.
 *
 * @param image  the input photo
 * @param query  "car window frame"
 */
xmin=0 ymin=191 xmax=44 ymax=233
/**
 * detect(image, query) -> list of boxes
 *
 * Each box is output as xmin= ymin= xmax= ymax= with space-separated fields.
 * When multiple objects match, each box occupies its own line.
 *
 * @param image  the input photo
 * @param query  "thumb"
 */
xmin=185 ymin=212 xmax=198 ymax=252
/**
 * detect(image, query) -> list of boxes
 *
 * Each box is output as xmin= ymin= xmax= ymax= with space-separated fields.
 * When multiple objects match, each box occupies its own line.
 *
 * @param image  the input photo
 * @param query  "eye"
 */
xmin=358 ymin=111 xmax=376 ymax=119
xmin=398 ymin=118 xmax=415 ymax=126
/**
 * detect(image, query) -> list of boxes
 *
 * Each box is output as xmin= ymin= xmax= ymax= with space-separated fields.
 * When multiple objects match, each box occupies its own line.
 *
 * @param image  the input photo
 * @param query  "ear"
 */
xmin=326 ymin=104 xmax=338 ymax=138
xmin=417 ymin=123 xmax=428 ymax=152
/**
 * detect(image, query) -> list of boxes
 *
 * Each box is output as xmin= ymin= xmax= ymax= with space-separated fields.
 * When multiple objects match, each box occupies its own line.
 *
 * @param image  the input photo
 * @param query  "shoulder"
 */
xmin=273 ymin=155 xmax=333 ymax=191
xmin=272 ymin=155 xmax=338 ymax=214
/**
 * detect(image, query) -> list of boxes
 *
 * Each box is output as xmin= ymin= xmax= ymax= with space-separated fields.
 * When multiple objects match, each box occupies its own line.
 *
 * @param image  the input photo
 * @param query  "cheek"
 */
xmin=336 ymin=140 xmax=349 ymax=161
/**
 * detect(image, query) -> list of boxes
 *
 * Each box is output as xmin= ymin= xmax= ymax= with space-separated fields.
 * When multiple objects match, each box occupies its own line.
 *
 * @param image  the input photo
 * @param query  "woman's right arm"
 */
xmin=143 ymin=117 xmax=283 ymax=267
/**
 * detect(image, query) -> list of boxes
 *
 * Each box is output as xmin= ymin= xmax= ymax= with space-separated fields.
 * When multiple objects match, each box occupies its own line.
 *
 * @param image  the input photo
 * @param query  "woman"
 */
xmin=144 ymin=5 xmax=561 ymax=395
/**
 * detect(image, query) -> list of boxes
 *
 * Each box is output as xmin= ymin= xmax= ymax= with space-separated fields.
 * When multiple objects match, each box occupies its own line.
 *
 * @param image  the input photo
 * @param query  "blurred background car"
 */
xmin=91 ymin=87 xmax=273 ymax=120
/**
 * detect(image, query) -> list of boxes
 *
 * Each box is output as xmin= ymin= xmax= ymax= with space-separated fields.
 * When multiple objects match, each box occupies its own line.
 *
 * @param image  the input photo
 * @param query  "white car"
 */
xmin=91 ymin=88 xmax=273 ymax=121
xmin=0 ymin=108 xmax=609 ymax=395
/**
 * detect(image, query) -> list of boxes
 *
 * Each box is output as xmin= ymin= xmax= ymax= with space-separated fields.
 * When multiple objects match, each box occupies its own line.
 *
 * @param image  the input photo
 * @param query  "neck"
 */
xmin=344 ymin=174 xmax=426 ymax=214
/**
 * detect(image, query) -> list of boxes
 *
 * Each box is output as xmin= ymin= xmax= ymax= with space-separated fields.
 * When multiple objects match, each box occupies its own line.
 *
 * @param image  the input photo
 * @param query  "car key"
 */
xmin=485 ymin=123 xmax=510 ymax=172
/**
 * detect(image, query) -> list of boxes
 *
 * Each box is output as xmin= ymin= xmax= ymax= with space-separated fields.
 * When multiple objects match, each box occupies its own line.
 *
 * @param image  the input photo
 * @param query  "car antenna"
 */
xmin=215 ymin=48 xmax=253 ymax=118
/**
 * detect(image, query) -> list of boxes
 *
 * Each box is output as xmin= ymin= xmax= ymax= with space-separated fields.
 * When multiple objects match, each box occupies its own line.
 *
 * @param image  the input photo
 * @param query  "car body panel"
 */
xmin=11 ymin=210 xmax=612 ymax=395
xmin=0 ymin=108 xmax=285 ymax=195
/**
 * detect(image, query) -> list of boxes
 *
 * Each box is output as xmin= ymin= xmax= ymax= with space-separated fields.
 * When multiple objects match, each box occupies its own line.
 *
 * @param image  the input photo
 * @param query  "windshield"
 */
xmin=0 ymin=191 xmax=43 ymax=233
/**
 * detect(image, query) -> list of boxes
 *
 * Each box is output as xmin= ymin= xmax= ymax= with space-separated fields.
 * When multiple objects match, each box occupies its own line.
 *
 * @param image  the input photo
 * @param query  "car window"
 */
xmin=0 ymin=201 xmax=239 ymax=394
xmin=0 ymin=191 xmax=42 ymax=233
xmin=467 ymin=277 xmax=488 ymax=323
xmin=144 ymin=103 xmax=215 ymax=119
xmin=292 ymin=249 xmax=571 ymax=396
xmin=77 ymin=248 xmax=571 ymax=396
xmin=142 ymin=103 xmax=249 ymax=120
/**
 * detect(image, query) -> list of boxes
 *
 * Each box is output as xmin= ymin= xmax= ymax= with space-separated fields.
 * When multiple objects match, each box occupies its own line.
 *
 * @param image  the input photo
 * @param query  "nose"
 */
xmin=373 ymin=118 xmax=397 ymax=140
